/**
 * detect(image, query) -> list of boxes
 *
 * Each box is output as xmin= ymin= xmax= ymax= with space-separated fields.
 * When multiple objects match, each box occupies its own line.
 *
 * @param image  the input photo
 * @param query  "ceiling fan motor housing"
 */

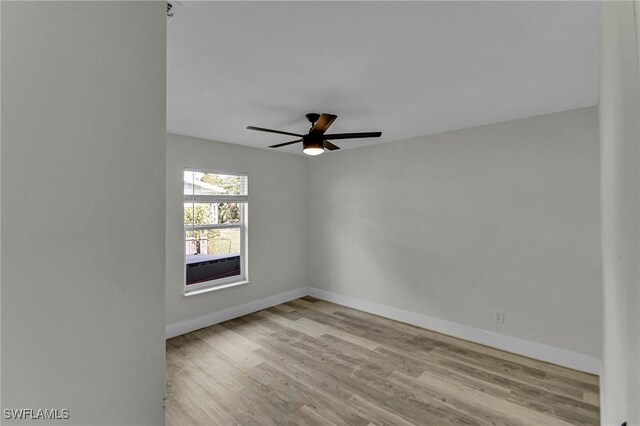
xmin=303 ymin=133 xmax=325 ymax=150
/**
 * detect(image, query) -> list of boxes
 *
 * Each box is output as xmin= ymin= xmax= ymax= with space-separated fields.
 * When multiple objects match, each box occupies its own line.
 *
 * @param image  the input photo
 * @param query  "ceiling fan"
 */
xmin=246 ymin=113 xmax=382 ymax=156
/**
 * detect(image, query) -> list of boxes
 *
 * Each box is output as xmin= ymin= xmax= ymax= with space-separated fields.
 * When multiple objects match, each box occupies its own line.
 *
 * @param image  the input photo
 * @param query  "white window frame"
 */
xmin=183 ymin=168 xmax=248 ymax=295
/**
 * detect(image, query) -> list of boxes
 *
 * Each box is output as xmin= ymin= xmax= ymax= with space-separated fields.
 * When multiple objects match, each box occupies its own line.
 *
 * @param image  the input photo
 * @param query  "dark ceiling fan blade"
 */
xmin=324 ymin=131 xmax=382 ymax=140
xmin=324 ymin=141 xmax=340 ymax=151
xmin=247 ymin=126 xmax=303 ymax=138
xmin=310 ymin=113 xmax=337 ymax=135
xmin=268 ymin=139 xmax=302 ymax=148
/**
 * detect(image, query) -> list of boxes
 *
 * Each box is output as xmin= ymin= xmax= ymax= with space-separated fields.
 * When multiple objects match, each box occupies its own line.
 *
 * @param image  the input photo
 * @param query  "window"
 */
xmin=184 ymin=169 xmax=247 ymax=292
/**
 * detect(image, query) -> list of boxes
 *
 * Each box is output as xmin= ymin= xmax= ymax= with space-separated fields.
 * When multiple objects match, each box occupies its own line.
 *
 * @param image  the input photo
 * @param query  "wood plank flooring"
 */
xmin=166 ymin=297 xmax=599 ymax=425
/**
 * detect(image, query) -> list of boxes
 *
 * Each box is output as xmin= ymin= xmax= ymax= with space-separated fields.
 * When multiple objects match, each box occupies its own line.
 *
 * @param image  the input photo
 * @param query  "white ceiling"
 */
xmin=167 ymin=1 xmax=600 ymax=155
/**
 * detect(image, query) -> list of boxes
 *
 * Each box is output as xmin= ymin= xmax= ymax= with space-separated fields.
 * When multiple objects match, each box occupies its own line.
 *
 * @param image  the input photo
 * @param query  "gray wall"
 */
xmin=308 ymin=107 xmax=601 ymax=358
xmin=1 ymin=2 xmax=166 ymax=424
xmin=166 ymin=134 xmax=308 ymax=328
xmin=599 ymin=1 xmax=640 ymax=424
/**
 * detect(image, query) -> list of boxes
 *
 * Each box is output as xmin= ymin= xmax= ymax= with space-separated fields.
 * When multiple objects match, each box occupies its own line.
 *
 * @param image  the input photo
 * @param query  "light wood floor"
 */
xmin=166 ymin=297 xmax=599 ymax=425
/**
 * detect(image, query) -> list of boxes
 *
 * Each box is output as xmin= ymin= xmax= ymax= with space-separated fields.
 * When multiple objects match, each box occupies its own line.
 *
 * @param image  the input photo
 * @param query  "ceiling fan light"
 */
xmin=303 ymin=146 xmax=324 ymax=156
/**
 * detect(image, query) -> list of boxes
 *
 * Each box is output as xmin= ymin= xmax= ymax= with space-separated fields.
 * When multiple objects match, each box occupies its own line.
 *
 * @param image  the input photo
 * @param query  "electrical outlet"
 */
xmin=495 ymin=311 xmax=505 ymax=324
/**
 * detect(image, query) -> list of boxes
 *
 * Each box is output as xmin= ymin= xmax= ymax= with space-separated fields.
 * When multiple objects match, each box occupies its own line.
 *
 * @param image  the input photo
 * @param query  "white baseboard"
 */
xmin=307 ymin=287 xmax=600 ymax=375
xmin=165 ymin=287 xmax=308 ymax=339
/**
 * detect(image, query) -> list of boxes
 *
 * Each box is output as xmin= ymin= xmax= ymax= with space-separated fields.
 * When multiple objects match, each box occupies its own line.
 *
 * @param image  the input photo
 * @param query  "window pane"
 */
xmin=216 ymin=202 xmax=241 ymax=224
xmin=184 ymin=203 xmax=214 ymax=226
xmin=184 ymin=171 xmax=247 ymax=196
xmin=185 ymin=255 xmax=241 ymax=285
xmin=184 ymin=202 xmax=243 ymax=226
xmin=185 ymin=228 xmax=241 ymax=256
xmin=185 ymin=228 xmax=242 ymax=285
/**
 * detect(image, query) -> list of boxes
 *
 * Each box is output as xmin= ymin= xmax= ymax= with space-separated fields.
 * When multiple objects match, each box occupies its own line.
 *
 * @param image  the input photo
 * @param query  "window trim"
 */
xmin=185 ymin=223 xmax=240 ymax=231
xmin=184 ymin=194 xmax=248 ymax=204
xmin=183 ymin=168 xmax=248 ymax=294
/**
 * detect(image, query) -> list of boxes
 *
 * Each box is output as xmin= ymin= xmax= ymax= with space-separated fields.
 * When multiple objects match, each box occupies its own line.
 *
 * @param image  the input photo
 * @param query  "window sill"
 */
xmin=184 ymin=280 xmax=249 ymax=297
